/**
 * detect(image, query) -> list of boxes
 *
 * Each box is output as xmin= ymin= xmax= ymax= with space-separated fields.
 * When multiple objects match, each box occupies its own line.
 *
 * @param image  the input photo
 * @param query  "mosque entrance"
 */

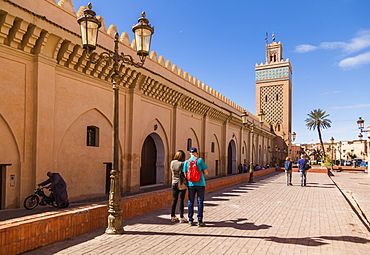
xmin=227 ymin=140 xmax=236 ymax=175
xmin=140 ymin=133 xmax=165 ymax=186
xmin=0 ymin=164 xmax=11 ymax=209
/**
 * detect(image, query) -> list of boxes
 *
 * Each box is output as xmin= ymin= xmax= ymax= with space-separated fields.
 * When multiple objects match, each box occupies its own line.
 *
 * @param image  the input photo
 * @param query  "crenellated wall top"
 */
xmin=4 ymin=0 xmax=268 ymax=128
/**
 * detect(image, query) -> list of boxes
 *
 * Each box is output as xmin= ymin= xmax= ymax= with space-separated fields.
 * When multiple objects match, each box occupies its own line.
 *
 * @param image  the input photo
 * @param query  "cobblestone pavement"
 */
xmin=23 ymin=172 xmax=370 ymax=255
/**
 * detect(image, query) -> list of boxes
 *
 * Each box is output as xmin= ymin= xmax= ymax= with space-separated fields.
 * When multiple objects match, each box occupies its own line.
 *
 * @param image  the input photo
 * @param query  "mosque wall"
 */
xmin=0 ymin=0 xmax=275 ymax=209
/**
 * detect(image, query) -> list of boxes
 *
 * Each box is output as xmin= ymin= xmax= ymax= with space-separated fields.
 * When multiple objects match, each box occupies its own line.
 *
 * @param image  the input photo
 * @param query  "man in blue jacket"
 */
xmin=183 ymin=148 xmax=208 ymax=227
xmin=297 ymin=155 xmax=309 ymax=187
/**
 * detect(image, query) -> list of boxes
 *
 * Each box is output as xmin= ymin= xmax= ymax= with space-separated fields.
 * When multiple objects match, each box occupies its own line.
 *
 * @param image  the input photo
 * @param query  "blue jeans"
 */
xmin=300 ymin=170 xmax=307 ymax=186
xmin=187 ymin=186 xmax=205 ymax=222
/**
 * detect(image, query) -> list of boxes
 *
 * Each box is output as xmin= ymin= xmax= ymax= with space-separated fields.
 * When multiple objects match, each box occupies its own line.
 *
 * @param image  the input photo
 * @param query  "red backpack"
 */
xmin=186 ymin=158 xmax=202 ymax=182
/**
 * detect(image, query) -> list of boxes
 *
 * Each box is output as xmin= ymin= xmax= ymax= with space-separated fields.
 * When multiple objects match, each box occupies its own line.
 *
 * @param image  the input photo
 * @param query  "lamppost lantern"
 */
xmin=77 ymin=3 xmax=101 ymax=54
xmin=241 ymin=111 xmax=249 ymax=126
xmin=357 ymin=117 xmax=365 ymax=130
xmin=258 ymin=109 xmax=265 ymax=124
xmin=132 ymin=12 xmax=154 ymax=62
xmin=292 ymin=132 xmax=296 ymax=142
xmin=330 ymin=136 xmax=335 ymax=144
xmin=356 ymin=117 xmax=370 ymax=141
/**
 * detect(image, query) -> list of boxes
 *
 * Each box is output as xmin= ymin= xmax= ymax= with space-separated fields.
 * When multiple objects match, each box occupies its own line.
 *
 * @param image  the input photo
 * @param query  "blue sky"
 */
xmin=72 ymin=0 xmax=370 ymax=144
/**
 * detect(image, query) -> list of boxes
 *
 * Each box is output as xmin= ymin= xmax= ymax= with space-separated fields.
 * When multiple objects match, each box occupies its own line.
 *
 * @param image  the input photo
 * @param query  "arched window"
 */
xmin=87 ymin=126 xmax=99 ymax=147
xmin=187 ymin=138 xmax=192 ymax=151
xmin=211 ymin=142 xmax=215 ymax=153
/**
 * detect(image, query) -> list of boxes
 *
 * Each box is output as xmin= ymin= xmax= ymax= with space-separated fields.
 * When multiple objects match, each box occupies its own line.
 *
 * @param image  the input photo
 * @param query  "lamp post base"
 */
xmin=105 ymin=213 xmax=124 ymax=234
xmin=248 ymin=170 xmax=255 ymax=183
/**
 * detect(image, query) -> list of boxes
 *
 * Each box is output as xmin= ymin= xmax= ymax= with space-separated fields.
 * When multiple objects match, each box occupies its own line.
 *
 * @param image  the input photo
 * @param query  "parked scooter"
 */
xmin=24 ymin=186 xmax=58 ymax=210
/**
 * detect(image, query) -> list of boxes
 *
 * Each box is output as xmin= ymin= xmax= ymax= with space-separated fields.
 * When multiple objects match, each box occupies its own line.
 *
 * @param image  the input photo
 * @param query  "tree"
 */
xmin=346 ymin=152 xmax=357 ymax=159
xmin=305 ymin=109 xmax=332 ymax=159
xmin=310 ymin=148 xmax=323 ymax=160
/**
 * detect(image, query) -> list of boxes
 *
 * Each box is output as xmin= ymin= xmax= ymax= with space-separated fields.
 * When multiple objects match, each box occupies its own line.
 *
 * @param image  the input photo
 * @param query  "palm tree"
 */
xmin=305 ymin=109 xmax=332 ymax=159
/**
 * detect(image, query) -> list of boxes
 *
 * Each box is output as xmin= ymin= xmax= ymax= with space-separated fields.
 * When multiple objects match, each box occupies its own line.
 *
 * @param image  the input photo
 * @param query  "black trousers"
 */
xmin=171 ymin=186 xmax=186 ymax=217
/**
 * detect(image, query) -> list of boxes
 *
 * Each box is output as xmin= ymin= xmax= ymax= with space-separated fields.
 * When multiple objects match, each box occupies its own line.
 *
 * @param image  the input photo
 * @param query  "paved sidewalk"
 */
xmin=22 ymin=171 xmax=370 ymax=255
xmin=330 ymin=171 xmax=370 ymax=231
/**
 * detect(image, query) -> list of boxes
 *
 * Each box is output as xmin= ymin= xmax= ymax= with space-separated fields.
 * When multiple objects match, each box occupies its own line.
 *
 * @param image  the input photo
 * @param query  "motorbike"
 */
xmin=24 ymin=186 xmax=58 ymax=210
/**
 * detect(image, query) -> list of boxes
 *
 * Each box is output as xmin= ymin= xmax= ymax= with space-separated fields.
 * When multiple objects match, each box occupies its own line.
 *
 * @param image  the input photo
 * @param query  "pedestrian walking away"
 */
xmin=38 ymin=172 xmax=69 ymax=208
xmin=183 ymin=147 xmax=208 ymax=227
xmin=297 ymin=155 xmax=309 ymax=187
xmin=284 ymin=157 xmax=293 ymax=186
xmin=170 ymin=150 xmax=188 ymax=223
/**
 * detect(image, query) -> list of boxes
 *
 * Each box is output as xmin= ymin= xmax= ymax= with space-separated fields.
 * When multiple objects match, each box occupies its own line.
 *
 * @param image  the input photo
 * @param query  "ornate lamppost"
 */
xmin=338 ymin=141 xmax=342 ymax=166
xmin=330 ymin=137 xmax=335 ymax=172
xmin=242 ymin=110 xmax=265 ymax=183
xmin=357 ymin=117 xmax=369 ymax=137
xmin=77 ymin=3 xmax=154 ymax=234
xmin=357 ymin=117 xmax=369 ymax=173
xmin=275 ymin=145 xmax=279 ymax=166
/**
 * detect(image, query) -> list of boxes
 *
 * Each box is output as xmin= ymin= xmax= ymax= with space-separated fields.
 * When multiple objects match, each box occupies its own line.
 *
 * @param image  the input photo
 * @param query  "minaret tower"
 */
xmin=255 ymin=34 xmax=292 ymax=149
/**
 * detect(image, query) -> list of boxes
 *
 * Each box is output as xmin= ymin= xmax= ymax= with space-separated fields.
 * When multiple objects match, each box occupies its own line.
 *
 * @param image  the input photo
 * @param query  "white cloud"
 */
xmin=338 ymin=51 xmax=370 ymax=68
xmin=295 ymin=30 xmax=370 ymax=68
xmin=294 ymin=44 xmax=317 ymax=53
xmin=295 ymin=29 xmax=370 ymax=54
xmin=342 ymin=30 xmax=370 ymax=53
xmin=320 ymin=91 xmax=343 ymax=95
xmin=319 ymin=42 xmax=346 ymax=50
xmin=329 ymin=103 xmax=370 ymax=110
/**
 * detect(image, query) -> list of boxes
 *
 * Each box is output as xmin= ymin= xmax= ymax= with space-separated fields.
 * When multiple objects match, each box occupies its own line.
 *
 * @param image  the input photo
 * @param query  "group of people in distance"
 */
xmin=284 ymin=155 xmax=309 ymax=187
xmin=238 ymin=163 xmax=272 ymax=173
xmin=170 ymin=148 xmax=208 ymax=227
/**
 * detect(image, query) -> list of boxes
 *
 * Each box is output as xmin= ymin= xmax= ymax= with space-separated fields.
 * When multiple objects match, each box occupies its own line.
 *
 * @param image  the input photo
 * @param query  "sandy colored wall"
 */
xmin=0 ymin=0 xmax=276 ymax=209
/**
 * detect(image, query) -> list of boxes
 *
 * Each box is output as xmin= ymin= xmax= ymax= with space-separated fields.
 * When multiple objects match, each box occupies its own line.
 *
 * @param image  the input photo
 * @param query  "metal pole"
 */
xmin=331 ymin=144 xmax=334 ymax=172
xmin=106 ymin=34 xmax=124 ymax=234
xmin=249 ymin=125 xmax=254 ymax=183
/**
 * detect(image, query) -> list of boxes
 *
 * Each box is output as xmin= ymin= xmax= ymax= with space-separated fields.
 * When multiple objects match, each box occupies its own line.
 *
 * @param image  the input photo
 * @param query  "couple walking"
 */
xmin=170 ymin=148 xmax=208 ymax=227
xmin=284 ymin=155 xmax=309 ymax=187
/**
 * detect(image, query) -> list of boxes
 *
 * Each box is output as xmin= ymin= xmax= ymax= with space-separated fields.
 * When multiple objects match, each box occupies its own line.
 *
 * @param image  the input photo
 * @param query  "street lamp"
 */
xmin=338 ymin=141 xmax=342 ymax=166
xmin=242 ymin=111 xmax=265 ymax=183
xmin=275 ymin=145 xmax=278 ymax=165
xmin=292 ymin=132 xmax=296 ymax=142
xmin=330 ymin=136 xmax=335 ymax=172
xmin=357 ymin=117 xmax=369 ymax=138
xmin=77 ymin=3 xmax=154 ymax=235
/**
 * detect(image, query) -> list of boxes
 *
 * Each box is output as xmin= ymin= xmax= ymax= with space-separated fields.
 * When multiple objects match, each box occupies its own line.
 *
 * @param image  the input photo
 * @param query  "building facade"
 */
xmin=0 ymin=0 xmax=281 ymax=209
xmin=299 ymin=140 xmax=368 ymax=163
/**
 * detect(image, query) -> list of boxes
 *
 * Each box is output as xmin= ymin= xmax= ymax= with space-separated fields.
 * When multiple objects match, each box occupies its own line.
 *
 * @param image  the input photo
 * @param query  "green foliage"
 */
xmin=346 ymin=152 xmax=357 ymax=159
xmin=305 ymin=109 xmax=332 ymax=159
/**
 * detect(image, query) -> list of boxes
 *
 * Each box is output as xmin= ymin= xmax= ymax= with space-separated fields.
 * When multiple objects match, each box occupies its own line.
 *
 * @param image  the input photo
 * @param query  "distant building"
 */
xmin=297 ymin=140 xmax=368 ymax=163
